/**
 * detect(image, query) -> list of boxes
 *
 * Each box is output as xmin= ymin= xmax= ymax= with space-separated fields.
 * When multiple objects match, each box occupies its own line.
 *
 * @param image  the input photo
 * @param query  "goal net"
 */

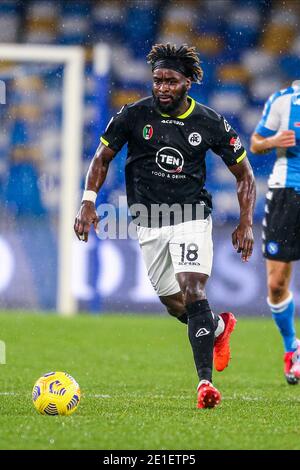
xmin=0 ymin=44 xmax=84 ymax=315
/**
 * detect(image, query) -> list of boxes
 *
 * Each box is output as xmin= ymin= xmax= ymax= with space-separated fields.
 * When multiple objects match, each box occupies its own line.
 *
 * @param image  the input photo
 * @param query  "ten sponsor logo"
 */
xmin=230 ymin=136 xmax=242 ymax=153
xmin=143 ymin=124 xmax=153 ymax=140
xmin=156 ymin=146 xmax=184 ymax=173
xmin=188 ymin=132 xmax=202 ymax=146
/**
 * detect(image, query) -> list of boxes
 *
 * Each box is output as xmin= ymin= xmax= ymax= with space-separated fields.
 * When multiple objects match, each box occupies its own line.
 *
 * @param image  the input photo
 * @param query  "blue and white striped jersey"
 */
xmin=255 ymin=82 xmax=300 ymax=188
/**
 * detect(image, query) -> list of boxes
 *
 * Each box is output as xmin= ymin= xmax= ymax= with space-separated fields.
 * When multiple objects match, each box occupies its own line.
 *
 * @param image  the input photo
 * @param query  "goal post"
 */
xmin=0 ymin=44 xmax=85 ymax=315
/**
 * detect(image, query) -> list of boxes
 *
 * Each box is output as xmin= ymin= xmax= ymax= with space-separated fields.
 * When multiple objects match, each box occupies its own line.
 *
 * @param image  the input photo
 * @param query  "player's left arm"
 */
xmin=228 ymin=158 xmax=256 ymax=262
xmin=210 ymin=116 xmax=256 ymax=261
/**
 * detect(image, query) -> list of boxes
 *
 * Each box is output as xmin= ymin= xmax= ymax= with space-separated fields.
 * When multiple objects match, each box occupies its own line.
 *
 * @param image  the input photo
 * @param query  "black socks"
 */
xmin=186 ymin=299 xmax=215 ymax=382
xmin=177 ymin=313 xmax=188 ymax=324
xmin=178 ymin=311 xmax=219 ymax=330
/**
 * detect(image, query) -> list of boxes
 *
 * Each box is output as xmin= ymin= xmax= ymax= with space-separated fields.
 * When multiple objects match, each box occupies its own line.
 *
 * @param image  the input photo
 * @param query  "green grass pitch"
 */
xmin=0 ymin=311 xmax=300 ymax=450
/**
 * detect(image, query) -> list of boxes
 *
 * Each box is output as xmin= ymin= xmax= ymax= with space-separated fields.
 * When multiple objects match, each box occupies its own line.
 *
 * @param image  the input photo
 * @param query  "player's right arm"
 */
xmin=74 ymin=104 xmax=131 ymax=242
xmin=250 ymin=91 xmax=295 ymax=154
xmin=250 ymin=130 xmax=296 ymax=154
xmin=74 ymin=144 xmax=116 ymax=242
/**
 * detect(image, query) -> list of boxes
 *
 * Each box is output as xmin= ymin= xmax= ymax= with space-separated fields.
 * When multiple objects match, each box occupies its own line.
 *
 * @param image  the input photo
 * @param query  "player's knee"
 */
xmin=268 ymin=278 xmax=288 ymax=301
xmin=177 ymin=273 xmax=208 ymax=306
xmin=159 ymin=296 xmax=185 ymax=318
xmin=166 ymin=306 xmax=182 ymax=318
xmin=182 ymin=285 xmax=206 ymax=306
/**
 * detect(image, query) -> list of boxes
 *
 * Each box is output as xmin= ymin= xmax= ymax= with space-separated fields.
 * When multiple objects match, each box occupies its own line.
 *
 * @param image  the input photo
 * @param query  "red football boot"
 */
xmin=284 ymin=341 xmax=300 ymax=385
xmin=197 ymin=380 xmax=221 ymax=409
xmin=214 ymin=312 xmax=237 ymax=372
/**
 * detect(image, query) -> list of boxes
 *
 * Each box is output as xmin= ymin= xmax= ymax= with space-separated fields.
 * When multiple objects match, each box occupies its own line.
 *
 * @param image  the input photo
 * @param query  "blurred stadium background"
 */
xmin=1 ymin=0 xmax=300 ymax=315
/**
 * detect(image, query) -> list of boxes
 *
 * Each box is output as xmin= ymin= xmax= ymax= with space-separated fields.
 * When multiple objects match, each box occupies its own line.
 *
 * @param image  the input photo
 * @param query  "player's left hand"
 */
xmin=232 ymin=223 xmax=254 ymax=262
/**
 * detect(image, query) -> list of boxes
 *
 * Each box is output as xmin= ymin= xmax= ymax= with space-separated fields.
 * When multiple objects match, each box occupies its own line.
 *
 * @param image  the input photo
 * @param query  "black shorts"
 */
xmin=263 ymin=188 xmax=300 ymax=262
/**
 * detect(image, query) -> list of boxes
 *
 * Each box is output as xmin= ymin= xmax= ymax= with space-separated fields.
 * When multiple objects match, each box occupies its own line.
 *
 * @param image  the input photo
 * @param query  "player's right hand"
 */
xmin=232 ymin=223 xmax=254 ymax=262
xmin=74 ymin=201 xmax=99 ymax=242
xmin=270 ymin=130 xmax=296 ymax=148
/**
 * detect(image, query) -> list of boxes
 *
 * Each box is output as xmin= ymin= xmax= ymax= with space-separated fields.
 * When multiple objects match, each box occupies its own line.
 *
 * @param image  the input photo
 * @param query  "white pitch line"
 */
xmin=2 ymin=392 xmax=300 ymax=404
xmin=87 ymin=394 xmax=111 ymax=398
xmin=0 ymin=392 xmax=113 ymax=398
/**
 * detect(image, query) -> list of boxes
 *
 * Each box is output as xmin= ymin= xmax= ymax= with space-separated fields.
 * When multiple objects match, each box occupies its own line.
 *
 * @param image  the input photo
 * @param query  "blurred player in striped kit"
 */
xmin=251 ymin=80 xmax=300 ymax=384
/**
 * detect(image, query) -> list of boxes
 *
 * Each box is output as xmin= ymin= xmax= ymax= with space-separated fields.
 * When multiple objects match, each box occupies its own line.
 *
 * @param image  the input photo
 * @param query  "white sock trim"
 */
xmin=215 ymin=316 xmax=225 ymax=337
xmin=197 ymin=380 xmax=211 ymax=390
xmin=267 ymin=292 xmax=293 ymax=313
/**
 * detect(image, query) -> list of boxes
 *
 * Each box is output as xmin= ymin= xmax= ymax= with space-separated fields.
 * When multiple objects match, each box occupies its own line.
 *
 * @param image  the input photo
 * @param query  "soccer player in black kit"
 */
xmin=74 ymin=44 xmax=256 ymax=409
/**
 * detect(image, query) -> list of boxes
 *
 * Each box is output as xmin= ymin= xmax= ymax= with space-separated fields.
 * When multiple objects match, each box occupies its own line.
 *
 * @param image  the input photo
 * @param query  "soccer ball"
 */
xmin=32 ymin=371 xmax=80 ymax=416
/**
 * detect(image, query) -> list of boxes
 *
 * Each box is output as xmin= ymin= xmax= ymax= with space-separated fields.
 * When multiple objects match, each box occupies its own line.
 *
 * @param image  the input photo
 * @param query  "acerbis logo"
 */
xmin=156 ymin=146 xmax=184 ymax=173
xmin=161 ymin=119 xmax=184 ymax=126
xmin=188 ymin=132 xmax=201 ymax=146
xmin=195 ymin=328 xmax=210 ymax=337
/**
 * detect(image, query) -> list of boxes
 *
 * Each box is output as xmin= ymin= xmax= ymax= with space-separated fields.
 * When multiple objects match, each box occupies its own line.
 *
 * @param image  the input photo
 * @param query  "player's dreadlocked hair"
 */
xmin=147 ymin=43 xmax=203 ymax=83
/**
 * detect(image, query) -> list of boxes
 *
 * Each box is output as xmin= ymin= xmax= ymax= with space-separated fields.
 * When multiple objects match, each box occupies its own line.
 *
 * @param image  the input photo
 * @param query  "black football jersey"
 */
xmin=101 ymin=96 xmax=246 ymax=225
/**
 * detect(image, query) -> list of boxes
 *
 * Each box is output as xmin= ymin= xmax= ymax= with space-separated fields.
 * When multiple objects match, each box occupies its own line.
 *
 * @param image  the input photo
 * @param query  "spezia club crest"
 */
xmin=143 ymin=124 xmax=153 ymax=140
xmin=188 ymin=132 xmax=201 ymax=146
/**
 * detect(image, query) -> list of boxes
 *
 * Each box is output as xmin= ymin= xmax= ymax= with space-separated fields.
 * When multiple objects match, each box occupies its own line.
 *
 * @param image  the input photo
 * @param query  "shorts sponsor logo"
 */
xmin=294 ymin=122 xmax=300 ymax=127
xmin=230 ymin=136 xmax=242 ymax=153
xmin=143 ymin=125 xmax=153 ymax=140
xmin=156 ymin=146 xmax=184 ymax=173
xmin=267 ymin=241 xmax=279 ymax=255
xmin=188 ymin=132 xmax=202 ymax=146
xmin=178 ymin=261 xmax=200 ymax=266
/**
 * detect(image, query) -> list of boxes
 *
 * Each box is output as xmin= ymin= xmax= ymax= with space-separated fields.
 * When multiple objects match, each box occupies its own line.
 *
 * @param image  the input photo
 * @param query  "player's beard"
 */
xmin=152 ymin=87 xmax=187 ymax=114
